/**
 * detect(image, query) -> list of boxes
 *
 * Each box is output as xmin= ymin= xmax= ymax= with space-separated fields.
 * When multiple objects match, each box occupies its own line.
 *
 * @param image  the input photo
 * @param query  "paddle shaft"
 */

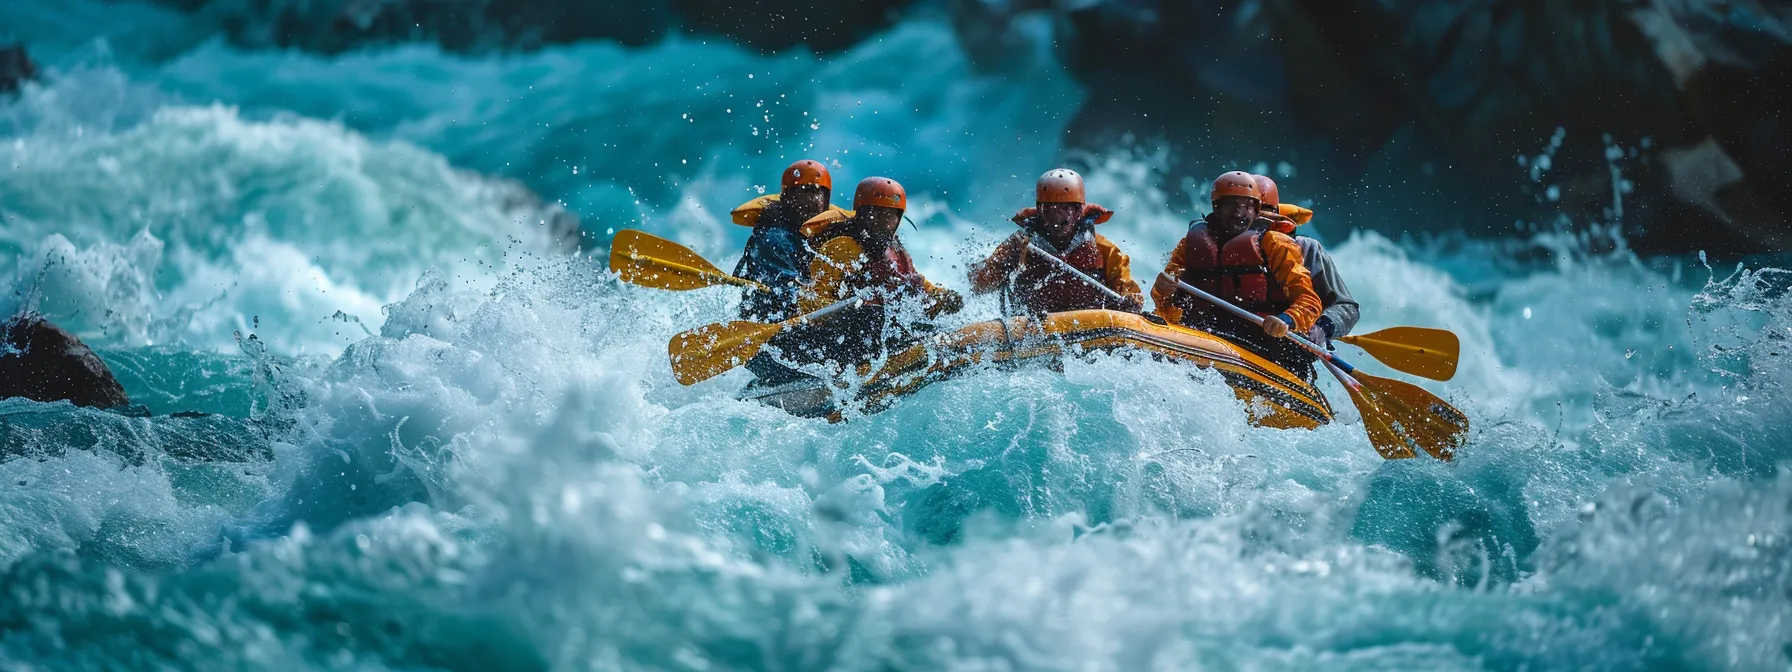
xmin=1164 ymin=275 xmax=1362 ymax=390
xmin=794 ymin=296 xmax=864 ymax=326
xmin=1024 ymin=242 xmax=1132 ymax=306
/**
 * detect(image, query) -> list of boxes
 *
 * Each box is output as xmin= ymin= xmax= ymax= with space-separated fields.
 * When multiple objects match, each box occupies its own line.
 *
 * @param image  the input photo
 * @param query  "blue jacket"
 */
xmin=732 ymin=202 xmax=813 ymax=322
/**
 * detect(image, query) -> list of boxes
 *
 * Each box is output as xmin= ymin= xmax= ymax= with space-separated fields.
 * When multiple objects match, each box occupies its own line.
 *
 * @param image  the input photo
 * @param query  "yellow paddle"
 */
xmin=1337 ymin=327 xmax=1460 ymax=381
xmin=668 ymin=299 xmax=864 ymax=386
xmin=608 ymin=229 xmax=770 ymax=294
xmin=1165 ymin=275 xmax=1468 ymax=461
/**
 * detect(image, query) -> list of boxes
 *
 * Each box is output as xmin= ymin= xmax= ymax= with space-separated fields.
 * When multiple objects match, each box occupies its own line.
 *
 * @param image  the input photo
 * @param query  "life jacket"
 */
xmin=732 ymin=193 xmax=849 ymax=230
xmin=1278 ymin=203 xmax=1313 ymax=225
xmin=1009 ymin=230 xmax=1113 ymax=314
xmin=1261 ymin=203 xmax=1314 ymax=235
xmin=1176 ymin=222 xmax=1290 ymax=326
xmin=1000 ymin=202 xmax=1121 ymax=312
xmin=813 ymin=224 xmax=923 ymax=297
xmin=799 ymin=209 xmax=854 ymax=238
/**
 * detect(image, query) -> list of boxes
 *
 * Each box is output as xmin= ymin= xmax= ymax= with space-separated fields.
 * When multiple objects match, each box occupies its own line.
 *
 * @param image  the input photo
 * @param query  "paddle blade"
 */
xmin=1345 ymin=371 xmax=1470 ymax=461
xmin=667 ymin=320 xmax=780 ymax=386
xmin=610 ymin=230 xmax=739 ymax=292
xmin=1340 ymin=327 xmax=1461 ymax=381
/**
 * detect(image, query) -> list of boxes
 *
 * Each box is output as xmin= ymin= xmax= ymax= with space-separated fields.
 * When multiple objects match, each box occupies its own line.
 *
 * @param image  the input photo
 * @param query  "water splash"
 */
xmin=0 ymin=3 xmax=1788 ymax=669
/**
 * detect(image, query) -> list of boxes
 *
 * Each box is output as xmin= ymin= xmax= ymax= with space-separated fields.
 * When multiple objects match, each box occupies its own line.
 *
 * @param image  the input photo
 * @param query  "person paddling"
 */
xmin=1151 ymin=171 xmax=1324 ymax=379
xmin=726 ymin=160 xmax=847 ymax=385
xmin=967 ymin=169 xmax=1143 ymax=314
xmin=729 ymin=159 xmax=840 ymax=322
xmin=1250 ymin=174 xmax=1360 ymax=349
xmin=790 ymin=177 xmax=964 ymax=371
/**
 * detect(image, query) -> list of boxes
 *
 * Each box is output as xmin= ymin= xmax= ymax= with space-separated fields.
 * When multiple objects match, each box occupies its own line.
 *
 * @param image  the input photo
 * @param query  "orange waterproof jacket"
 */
xmin=799 ymin=232 xmax=949 ymax=314
xmin=1151 ymin=223 xmax=1322 ymax=332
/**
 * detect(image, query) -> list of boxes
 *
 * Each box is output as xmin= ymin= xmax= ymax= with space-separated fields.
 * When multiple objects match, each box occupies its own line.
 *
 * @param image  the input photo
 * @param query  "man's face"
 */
xmin=861 ymin=206 xmax=904 ymax=237
xmin=781 ymin=184 xmax=828 ymax=218
xmin=1212 ymin=196 xmax=1258 ymax=233
xmin=1038 ymin=201 xmax=1081 ymax=240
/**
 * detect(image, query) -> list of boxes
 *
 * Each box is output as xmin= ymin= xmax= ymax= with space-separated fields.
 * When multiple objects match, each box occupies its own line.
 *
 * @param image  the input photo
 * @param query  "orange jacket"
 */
xmin=799 ymin=234 xmax=949 ymax=314
xmin=1151 ymin=227 xmax=1323 ymax=332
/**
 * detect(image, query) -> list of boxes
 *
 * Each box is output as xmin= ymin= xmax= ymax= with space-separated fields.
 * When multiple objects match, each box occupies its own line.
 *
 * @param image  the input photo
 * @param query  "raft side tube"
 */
xmin=859 ymin=309 xmax=1332 ymax=428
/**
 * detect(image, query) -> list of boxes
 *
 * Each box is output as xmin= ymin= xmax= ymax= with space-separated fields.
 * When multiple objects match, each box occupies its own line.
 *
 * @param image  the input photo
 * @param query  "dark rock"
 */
xmin=0 ymin=315 xmax=131 ymax=409
xmin=965 ymin=0 xmax=1792 ymax=256
xmin=198 ymin=0 xmax=676 ymax=54
xmin=154 ymin=0 xmax=914 ymax=55
xmin=671 ymin=0 xmax=909 ymax=53
xmin=0 ymin=44 xmax=38 ymax=94
xmin=1259 ymin=0 xmax=1792 ymax=255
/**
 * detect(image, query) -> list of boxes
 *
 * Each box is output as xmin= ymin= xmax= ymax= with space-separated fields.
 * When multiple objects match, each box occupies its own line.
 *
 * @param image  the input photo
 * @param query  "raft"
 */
xmin=743 ymin=309 xmax=1333 ymax=428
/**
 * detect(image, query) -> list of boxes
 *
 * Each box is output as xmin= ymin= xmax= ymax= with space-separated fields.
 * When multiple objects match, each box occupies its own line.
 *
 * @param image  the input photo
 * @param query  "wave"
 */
xmin=1 ymin=5 xmax=1789 ymax=669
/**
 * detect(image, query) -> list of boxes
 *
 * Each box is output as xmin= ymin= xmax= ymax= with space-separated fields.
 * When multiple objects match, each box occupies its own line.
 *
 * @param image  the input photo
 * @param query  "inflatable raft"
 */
xmin=742 ymin=309 xmax=1333 ymax=429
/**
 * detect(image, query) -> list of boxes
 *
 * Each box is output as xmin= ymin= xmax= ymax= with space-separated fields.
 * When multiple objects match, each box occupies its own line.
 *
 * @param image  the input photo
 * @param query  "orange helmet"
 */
xmin=1251 ymin=174 xmax=1280 ymax=209
xmin=780 ymin=159 xmax=831 ymax=192
xmin=1210 ymin=171 xmax=1260 ymax=202
xmin=853 ymin=177 xmax=906 ymax=211
xmin=1035 ymin=168 xmax=1085 ymax=204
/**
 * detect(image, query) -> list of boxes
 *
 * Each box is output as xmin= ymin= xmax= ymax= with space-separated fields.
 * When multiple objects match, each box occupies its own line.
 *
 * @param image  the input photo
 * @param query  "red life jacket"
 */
xmin=871 ymin=242 xmax=921 ymax=291
xmin=1011 ymin=234 xmax=1112 ymax=313
xmin=1176 ymin=223 xmax=1289 ymax=325
xmin=816 ymin=225 xmax=924 ymax=297
xmin=1003 ymin=203 xmax=1120 ymax=313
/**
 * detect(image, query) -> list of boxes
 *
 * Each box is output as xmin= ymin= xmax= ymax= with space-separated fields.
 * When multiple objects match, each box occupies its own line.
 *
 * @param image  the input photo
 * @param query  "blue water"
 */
xmin=2 ymin=2 xmax=1790 ymax=669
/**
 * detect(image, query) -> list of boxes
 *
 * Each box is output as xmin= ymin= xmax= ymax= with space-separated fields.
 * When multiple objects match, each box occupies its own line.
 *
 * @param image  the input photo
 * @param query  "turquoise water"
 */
xmin=2 ymin=2 xmax=1790 ymax=669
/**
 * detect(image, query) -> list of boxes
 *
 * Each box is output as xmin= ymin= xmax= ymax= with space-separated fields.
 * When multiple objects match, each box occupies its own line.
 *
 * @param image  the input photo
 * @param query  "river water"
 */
xmin=1 ymin=2 xmax=1788 ymax=669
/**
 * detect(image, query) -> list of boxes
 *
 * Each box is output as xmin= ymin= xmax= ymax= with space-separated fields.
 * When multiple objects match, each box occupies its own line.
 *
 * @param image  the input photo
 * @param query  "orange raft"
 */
xmin=745 ymin=309 xmax=1333 ymax=428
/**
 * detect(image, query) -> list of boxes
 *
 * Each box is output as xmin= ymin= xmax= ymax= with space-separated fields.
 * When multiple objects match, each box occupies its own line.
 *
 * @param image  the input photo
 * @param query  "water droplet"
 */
xmin=1522 ymin=307 xmax=1533 ymax=320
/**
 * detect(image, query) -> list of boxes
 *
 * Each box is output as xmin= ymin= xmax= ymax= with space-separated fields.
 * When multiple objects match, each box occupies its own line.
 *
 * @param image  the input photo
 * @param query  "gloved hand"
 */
xmin=927 ymin=288 xmax=965 ymax=317
xmin=999 ymin=232 xmax=1031 ymax=271
xmin=1307 ymin=317 xmax=1335 ymax=350
xmin=1261 ymin=314 xmax=1292 ymax=338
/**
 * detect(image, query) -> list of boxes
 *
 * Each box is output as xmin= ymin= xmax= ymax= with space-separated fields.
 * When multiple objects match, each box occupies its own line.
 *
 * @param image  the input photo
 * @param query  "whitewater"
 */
xmin=2 ymin=2 xmax=1789 ymax=669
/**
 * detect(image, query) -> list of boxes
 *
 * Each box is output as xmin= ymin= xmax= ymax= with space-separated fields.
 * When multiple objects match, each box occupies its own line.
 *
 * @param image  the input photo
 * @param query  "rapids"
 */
xmin=1 ymin=2 xmax=1789 ymax=669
